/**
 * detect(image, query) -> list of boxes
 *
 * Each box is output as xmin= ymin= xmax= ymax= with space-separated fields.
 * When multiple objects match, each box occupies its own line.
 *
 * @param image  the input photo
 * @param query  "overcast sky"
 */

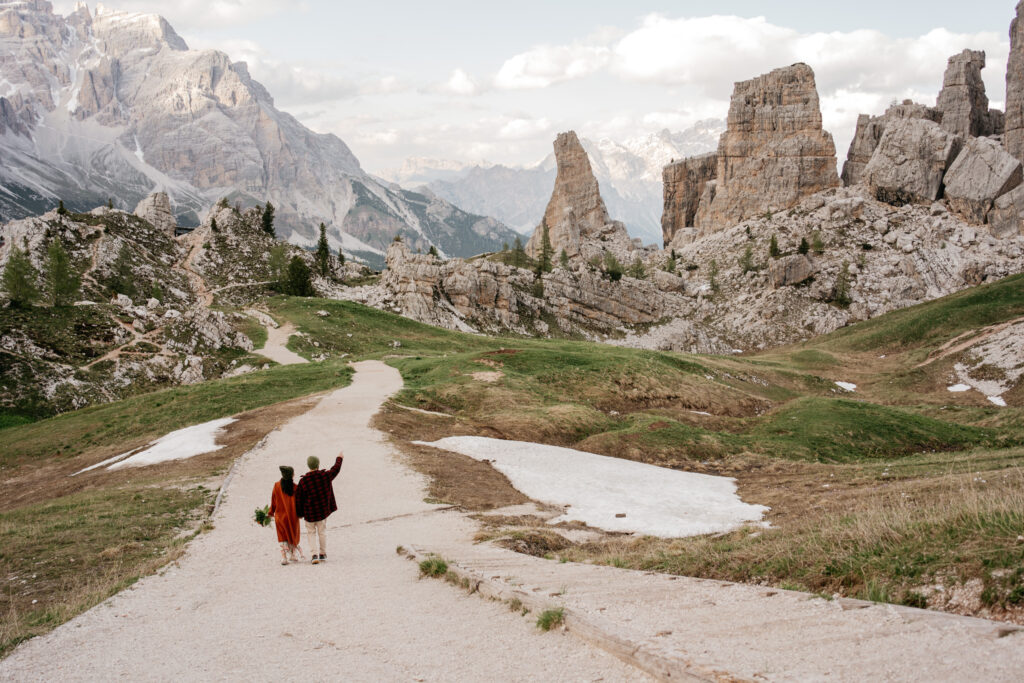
xmin=58 ymin=1 xmax=1019 ymax=173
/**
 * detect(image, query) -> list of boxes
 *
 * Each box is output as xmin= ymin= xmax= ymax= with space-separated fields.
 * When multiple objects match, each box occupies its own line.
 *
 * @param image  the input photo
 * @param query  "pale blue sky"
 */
xmin=60 ymin=1 xmax=1020 ymax=171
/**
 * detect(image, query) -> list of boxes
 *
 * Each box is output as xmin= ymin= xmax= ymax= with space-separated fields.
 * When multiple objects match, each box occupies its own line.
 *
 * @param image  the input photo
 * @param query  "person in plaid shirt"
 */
xmin=294 ymin=453 xmax=343 ymax=564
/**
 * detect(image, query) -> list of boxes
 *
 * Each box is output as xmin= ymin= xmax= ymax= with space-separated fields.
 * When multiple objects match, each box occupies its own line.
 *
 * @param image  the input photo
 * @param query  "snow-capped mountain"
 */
xmin=400 ymin=121 xmax=725 ymax=246
xmin=0 ymin=0 xmax=517 ymax=266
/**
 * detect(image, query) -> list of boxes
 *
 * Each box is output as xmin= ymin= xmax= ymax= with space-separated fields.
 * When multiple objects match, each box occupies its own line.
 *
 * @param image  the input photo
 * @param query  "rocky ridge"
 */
xmin=0 ymin=192 xmax=332 ymax=417
xmin=0 ymin=1 xmax=517 ymax=267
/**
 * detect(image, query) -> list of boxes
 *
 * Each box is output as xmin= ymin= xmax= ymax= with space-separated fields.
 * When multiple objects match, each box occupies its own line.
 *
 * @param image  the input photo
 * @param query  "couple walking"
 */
xmin=268 ymin=453 xmax=343 ymax=565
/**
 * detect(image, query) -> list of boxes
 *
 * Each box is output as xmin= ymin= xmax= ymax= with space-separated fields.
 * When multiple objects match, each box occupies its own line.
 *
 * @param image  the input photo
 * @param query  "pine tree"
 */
xmin=539 ymin=222 xmax=553 ymax=273
xmin=769 ymin=234 xmax=780 ymax=259
xmin=315 ymin=223 xmax=332 ymax=278
xmin=57 ymin=200 xmax=67 ymax=216
xmin=428 ymin=245 xmax=439 ymax=257
xmin=46 ymin=238 xmax=80 ymax=306
xmin=559 ymin=249 xmax=569 ymax=269
xmin=262 ymin=201 xmax=276 ymax=237
xmin=811 ymin=231 xmax=825 ymax=254
xmin=603 ymin=252 xmax=623 ymax=282
xmin=284 ymin=256 xmax=315 ymax=297
xmin=268 ymin=244 xmax=288 ymax=285
xmin=110 ymin=244 xmax=137 ymax=298
xmin=834 ymin=261 xmax=852 ymax=307
xmin=665 ymin=249 xmax=677 ymax=273
xmin=627 ymin=256 xmax=647 ymax=280
xmin=337 ymin=248 xmax=345 ymax=267
xmin=2 ymin=245 xmax=39 ymax=308
xmin=798 ymin=237 xmax=810 ymax=255
xmin=512 ymin=235 xmax=524 ymax=269
xmin=502 ymin=242 xmax=509 ymax=253
xmin=709 ymin=259 xmax=720 ymax=293
xmin=210 ymin=217 xmax=218 ymax=232
xmin=107 ymin=198 xmax=114 ymax=210
xmin=739 ymin=243 xmax=754 ymax=273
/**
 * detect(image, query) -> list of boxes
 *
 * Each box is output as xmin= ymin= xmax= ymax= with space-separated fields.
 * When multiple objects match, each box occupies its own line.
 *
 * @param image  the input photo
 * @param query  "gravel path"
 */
xmin=0 ymin=361 xmax=646 ymax=681
xmin=254 ymin=322 xmax=308 ymax=366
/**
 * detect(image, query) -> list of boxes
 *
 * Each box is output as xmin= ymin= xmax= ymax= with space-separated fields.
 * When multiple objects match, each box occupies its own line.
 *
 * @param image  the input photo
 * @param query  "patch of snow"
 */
xmin=947 ymin=384 xmax=972 ymax=393
xmin=414 ymin=436 xmax=769 ymax=538
xmin=835 ymin=381 xmax=857 ymax=392
xmin=690 ymin=410 xmax=713 ymax=417
xmin=988 ymin=396 xmax=1007 ymax=407
xmin=73 ymin=418 xmax=235 ymax=475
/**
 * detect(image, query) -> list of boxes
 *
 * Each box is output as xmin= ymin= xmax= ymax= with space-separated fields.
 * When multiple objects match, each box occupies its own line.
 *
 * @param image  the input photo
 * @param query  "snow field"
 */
xmin=73 ymin=417 xmax=236 ymax=475
xmin=414 ymin=436 xmax=769 ymax=537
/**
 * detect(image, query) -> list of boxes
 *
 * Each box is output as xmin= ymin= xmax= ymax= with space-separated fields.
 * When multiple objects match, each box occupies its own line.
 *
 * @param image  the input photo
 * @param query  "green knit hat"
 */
xmin=279 ymin=465 xmax=294 ymax=480
xmin=307 ymin=455 xmax=320 ymax=470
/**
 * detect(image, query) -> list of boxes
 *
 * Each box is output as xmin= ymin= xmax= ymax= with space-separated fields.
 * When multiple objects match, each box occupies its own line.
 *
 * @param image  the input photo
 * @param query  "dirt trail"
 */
xmin=173 ymin=228 xmax=213 ymax=308
xmin=0 ymin=362 xmax=646 ymax=681
xmin=915 ymin=315 xmax=1024 ymax=368
xmin=254 ymin=321 xmax=308 ymax=366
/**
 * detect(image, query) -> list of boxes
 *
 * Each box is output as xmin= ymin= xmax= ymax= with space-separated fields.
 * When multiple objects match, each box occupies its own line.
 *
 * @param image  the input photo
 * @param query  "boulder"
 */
xmin=1006 ymin=1 xmax=1024 ymax=161
xmin=134 ymin=191 xmax=175 ymax=235
xmin=841 ymin=101 xmax=941 ymax=187
xmin=693 ymin=63 xmax=839 ymax=234
xmin=525 ymin=131 xmax=632 ymax=259
xmin=653 ymin=269 xmax=687 ymax=294
xmin=988 ymin=184 xmax=1024 ymax=238
xmin=936 ymin=49 xmax=998 ymax=138
xmin=943 ymin=136 xmax=1023 ymax=224
xmin=768 ymin=254 xmax=815 ymax=288
xmin=661 ymin=153 xmax=716 ymax=246
xmin=864 ymin=119 xmax=963 ymax=205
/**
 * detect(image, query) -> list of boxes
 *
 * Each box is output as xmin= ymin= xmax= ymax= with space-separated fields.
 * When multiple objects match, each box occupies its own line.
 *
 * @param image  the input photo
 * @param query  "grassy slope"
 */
xmin=0 ymin=358 xmax=354 ymax=657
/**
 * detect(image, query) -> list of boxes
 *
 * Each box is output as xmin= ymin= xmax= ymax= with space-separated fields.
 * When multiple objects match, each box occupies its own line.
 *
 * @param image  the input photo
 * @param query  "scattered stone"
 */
xmin=989 ymin=184 xmax=1024 ymax=238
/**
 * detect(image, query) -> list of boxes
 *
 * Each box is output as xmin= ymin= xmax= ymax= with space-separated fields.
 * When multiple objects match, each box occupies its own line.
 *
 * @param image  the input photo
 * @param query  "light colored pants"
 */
xmin=305 ymin=519 xmax=326 ymax=556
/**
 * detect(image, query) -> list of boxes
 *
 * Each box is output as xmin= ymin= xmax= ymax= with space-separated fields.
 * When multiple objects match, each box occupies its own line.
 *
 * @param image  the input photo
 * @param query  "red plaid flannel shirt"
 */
xmin=294 ymin=456 xmax=343 ymax=522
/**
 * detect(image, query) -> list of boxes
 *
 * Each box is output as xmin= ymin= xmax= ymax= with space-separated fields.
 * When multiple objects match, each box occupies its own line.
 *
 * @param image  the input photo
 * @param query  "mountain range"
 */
xmin=379 ymin=122 xmax=725 ymax=246
xmin=0 ymin=0 xmax=518 ymax=267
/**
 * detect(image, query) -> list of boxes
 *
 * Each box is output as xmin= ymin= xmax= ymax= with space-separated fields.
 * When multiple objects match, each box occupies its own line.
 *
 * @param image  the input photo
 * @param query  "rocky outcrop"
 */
xmin=134 ymin=192 xmax=176 ymax=235
xmin=841 ymin=102 xmax=942 ymax=187
xmin=380 ymin=241 xmax=667 ymax=334
xmin=989 ymin=185 xmax=1024 ymax=237
xmin=661 ymin=154 xmax=716 ymax=246
xmin=937 ymin=50 xmax=1001 ymax=138
xmin=1006 ymin=1 xmax=1024 ymax=162
xmin=864 ymin=119 xmax=963 ymax=205
xmin=769 ymin=254 xmax=816 ymax=288
xmin=692 ymin=64 xmax=839 ymax=234
xmin=525 ymin=132 xmax=633 ymax=260
xmin=943 ymin=137 xmax=1023 ymax=224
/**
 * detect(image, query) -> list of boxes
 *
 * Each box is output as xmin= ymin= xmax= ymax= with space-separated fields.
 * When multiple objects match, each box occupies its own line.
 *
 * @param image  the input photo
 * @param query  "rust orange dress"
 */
xmin=268 ymin=481 xmax=301 ymax=546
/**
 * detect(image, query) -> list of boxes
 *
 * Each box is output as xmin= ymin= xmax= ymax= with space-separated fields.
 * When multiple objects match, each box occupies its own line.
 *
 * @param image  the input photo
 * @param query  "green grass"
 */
xmin=0 ymin=359 xmax=353 ymax=468
xmin=820 ymin=273 xmax=1024 ymax=353
xmin=418 ymin=556 xmax=449 ymax=577
xmin=0 ymin=484 xmax=214 ymax=658
xmin=536 ymin=607 xmax=565 ymax=631
xmin=235 ymin=315 xmax=268 ymax=350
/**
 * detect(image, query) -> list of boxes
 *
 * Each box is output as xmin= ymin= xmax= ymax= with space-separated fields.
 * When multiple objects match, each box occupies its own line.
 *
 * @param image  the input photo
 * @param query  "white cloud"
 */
xmin=497 ymin=117 xmax=553 ymax=140
xmin=494 ymin=43 xmax=610 ymax=89
xmin=427 ymin=68 xmax=482 ymax=96
xmin=54 ymin=0 xmax=301 ymax=30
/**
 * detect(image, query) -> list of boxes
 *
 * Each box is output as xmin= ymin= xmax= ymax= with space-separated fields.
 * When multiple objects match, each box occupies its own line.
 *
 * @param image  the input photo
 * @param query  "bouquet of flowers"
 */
xmin=254 ymin=505 xmax=272 ymax=527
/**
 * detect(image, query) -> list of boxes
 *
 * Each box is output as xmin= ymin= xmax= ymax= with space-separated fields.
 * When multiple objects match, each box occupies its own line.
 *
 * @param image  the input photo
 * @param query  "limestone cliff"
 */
xmin=936 ymin=50 xmax=1002 ymax=138
xmin=840 ymin=102 xmax=942 ymax=187
xmin=692 ymin=64 xmax=839 ymax=234
xmin=661 ymin=154 xmax=717 ymax=246
xmin=1005 ymin=1 xmax=1024 ymax=161
xmin=525 ymin=132 xmax=633 ymax=260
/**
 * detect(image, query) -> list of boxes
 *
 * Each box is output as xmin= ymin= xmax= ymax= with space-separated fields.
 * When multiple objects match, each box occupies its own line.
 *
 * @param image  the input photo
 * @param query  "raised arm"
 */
xmin=327 ymin=454 xmax=344 ymax=480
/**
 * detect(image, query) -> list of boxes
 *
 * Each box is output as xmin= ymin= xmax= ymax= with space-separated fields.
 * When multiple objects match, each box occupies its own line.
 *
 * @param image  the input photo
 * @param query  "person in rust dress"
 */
xmin=268 ymin=465 xmax=304 ymax=565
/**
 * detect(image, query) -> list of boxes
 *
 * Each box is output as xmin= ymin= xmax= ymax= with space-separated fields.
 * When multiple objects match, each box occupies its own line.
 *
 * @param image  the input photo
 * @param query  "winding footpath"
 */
xmin=0 ymin=362 xmax=645 ymax=681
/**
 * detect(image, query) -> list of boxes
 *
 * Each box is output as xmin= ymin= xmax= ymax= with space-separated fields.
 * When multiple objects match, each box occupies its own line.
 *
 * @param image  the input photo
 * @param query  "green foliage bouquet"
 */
xmin=254 ymin=505 xmax=272 ymax=527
